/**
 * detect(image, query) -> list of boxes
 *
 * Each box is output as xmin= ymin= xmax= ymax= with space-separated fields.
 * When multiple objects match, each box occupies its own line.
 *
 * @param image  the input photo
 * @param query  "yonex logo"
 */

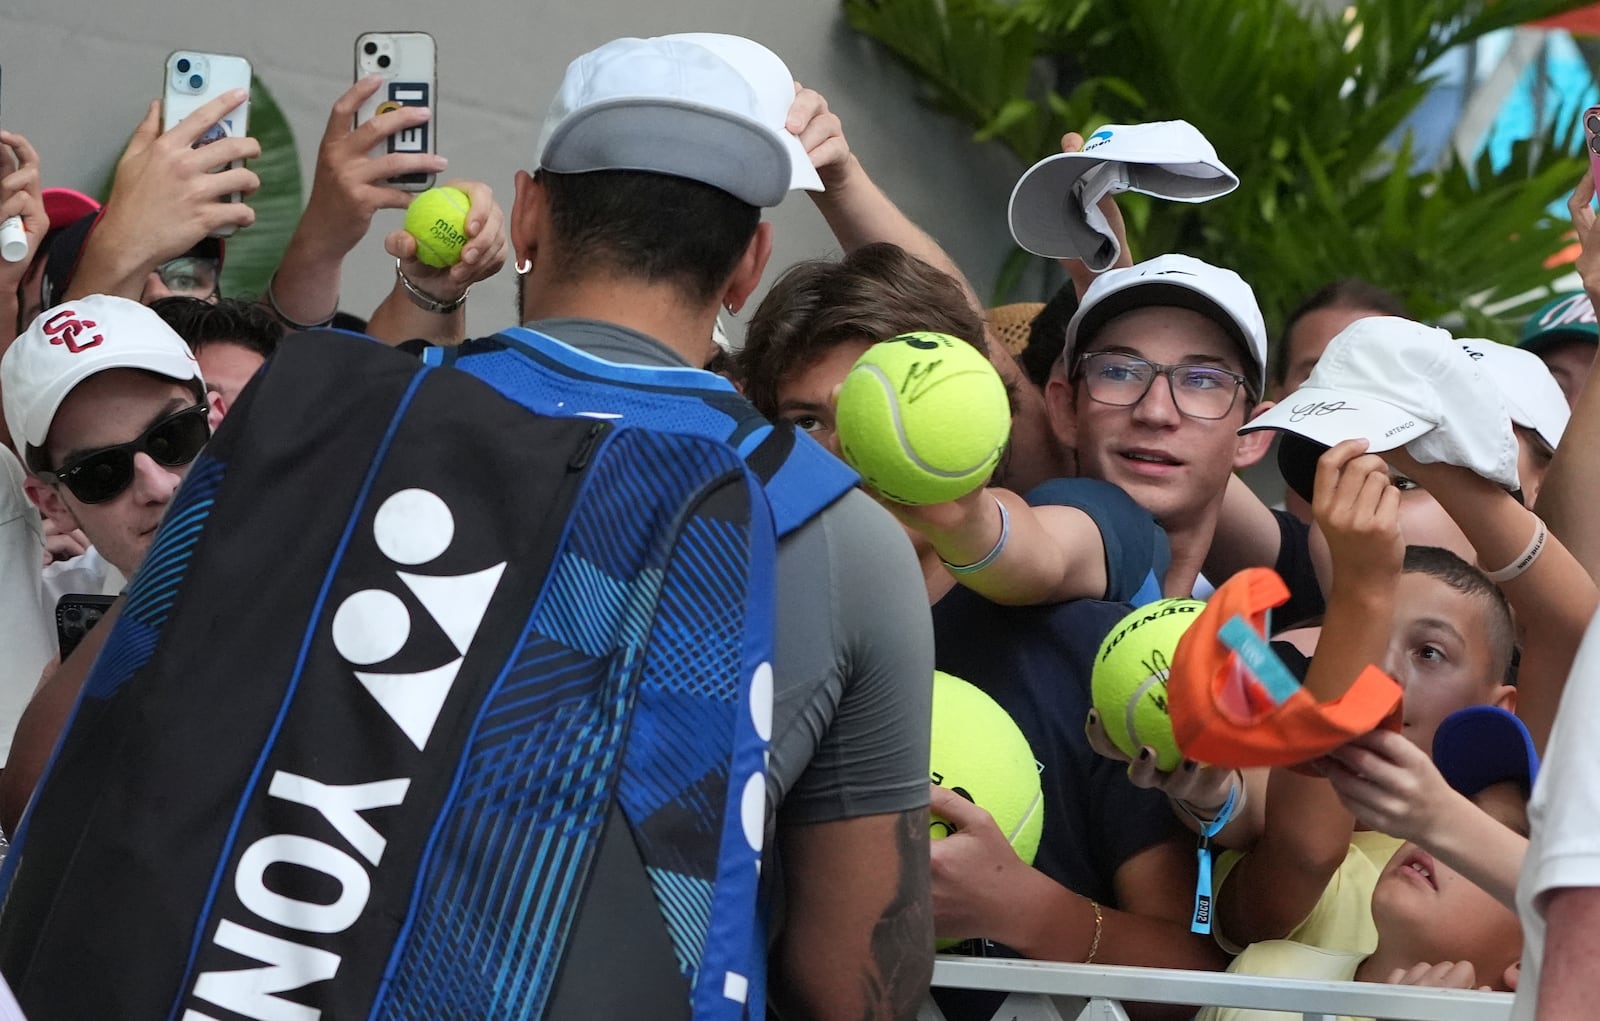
xmin=182 ymin=488 xmax=505 ymax=1021
xmin=330 ymin=487 xmax=506 ymax=750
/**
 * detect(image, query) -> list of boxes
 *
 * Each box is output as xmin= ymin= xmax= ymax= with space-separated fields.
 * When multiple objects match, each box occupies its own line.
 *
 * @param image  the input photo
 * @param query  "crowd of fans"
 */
xmin=0 ymin=28 xmax=1598 ymax=1021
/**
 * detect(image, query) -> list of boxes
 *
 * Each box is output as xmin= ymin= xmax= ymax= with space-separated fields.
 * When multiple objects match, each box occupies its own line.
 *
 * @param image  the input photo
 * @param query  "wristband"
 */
xmin=941 ymin=496 xmax=1010 ymax=576
xmin=395 ymin=258 xmax=469 ymax=314
xmin=1485 ymin=515 xmax=1547 ymax=584
xmin=264 ymin=273 xmax=337 ymax=330
xmin=1176 ymin=772 xmax=1242 ymax=936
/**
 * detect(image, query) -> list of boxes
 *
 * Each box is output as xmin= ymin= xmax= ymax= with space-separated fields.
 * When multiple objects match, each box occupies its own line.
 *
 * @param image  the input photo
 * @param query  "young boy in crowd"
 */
xmin=1199 ymin=704 xmax=1535 ymax=1021
xmin=1204 ymin=318 xmax=1596 ymax=958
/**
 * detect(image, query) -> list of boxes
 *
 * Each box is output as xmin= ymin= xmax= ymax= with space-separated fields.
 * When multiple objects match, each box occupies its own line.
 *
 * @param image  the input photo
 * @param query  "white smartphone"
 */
xmin=162 ymin=50 xmax=252 ymax=236
xmin=355 ymin=32 xmax=437 ymax=192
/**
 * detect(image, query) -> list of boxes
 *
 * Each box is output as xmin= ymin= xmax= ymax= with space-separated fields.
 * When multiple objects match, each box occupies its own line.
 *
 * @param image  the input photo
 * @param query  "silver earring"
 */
xmin=516 ymin=257 xmax=533 ymax=276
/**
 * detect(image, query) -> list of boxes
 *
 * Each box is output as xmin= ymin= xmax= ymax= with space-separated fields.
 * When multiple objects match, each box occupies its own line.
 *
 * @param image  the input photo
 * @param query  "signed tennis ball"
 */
xmin=1092 ymin=599 xmax=1206 ymax=771
xmin=404 ymin=186 xmax=471 ymax=268
xmin=835 ymin=332 xmax=1011 ymax=506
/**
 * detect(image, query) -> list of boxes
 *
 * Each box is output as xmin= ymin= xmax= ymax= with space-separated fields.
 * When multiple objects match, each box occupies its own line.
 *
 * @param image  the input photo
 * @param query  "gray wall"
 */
xmin=0 ymin=1 xmax=1029 ymax=340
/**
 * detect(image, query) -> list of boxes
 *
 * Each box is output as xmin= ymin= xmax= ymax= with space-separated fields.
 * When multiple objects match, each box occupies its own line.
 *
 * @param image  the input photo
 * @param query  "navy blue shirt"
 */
xmin=1270 ymin=508 xmax=1327 ymax=630
xmin=931 ymin=589 xmax=1183 ymax=1019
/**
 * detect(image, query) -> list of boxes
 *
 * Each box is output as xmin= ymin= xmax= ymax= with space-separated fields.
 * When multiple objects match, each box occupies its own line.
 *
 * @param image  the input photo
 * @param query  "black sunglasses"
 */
xmin=38 ymin=404 xmax=211 ymax=504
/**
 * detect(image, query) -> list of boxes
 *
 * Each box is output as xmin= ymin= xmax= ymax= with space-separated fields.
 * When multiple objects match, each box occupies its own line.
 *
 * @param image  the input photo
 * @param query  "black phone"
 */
xmin=56 ymin=594 xmax=116 ymax=659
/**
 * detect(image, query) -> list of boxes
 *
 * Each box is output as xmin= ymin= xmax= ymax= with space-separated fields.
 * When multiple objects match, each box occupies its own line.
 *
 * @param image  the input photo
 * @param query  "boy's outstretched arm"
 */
xmin=1216 ymin=440 xmax=1402 ymax=946
xmin=1324 ymin=728 xmax=1525 ymax=909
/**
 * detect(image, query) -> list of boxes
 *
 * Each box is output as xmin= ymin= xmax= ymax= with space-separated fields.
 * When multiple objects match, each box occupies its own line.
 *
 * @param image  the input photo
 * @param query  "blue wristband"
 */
xmin=1188 ymin=777 xmax=1242 ymax=935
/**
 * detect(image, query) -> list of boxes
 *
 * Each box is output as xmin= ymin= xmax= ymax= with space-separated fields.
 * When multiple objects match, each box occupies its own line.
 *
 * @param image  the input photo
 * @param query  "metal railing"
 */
xmin=922 ymin=957 xmax=1515 ymax=1021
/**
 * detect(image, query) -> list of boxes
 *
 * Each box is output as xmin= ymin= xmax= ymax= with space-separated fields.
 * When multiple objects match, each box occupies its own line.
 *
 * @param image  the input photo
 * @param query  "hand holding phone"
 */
xmin=354 ymin=33 xmax=438 ymax=192
xmin=163 ymin=51 xmax=253 ymax=236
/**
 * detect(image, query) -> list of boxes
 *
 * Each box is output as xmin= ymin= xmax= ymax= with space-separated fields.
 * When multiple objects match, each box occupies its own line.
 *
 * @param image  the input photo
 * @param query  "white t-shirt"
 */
xmin=41 ymin=545 xmax=124 ymax=604
xmin=0 ymin=447 xmax=53 ymax=763
xmin=1513 ymin=607 xmax=1600 ymax=1019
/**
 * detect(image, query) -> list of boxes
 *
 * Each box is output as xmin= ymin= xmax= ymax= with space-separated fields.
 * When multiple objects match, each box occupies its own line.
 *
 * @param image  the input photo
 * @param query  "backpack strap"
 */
xmin=445 ymin=328 xmax=858 ymax=538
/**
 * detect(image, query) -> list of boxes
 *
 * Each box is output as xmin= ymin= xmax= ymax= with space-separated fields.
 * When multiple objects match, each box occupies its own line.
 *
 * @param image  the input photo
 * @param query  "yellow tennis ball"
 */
xmin=1091 ymin=599 xmax=1206 ymax=771
xmin=835 ymin=332 xmax=1011 ymax=505
xmin=404 ymin=186 xmax=471 ymax=268
xmin=929 ymin=670 xmax=1044 ymax=949
xmin=930 ymin=671 xmax=1044 ymax=859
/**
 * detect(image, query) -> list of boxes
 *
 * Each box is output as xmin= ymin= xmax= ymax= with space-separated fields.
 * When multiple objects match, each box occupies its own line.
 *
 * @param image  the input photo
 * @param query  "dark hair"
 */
xmin=1275 ymin=278 xmax=1408 ymax=386
xmin=738 ymin=243 xmax=989 ymax=418
xmin=1019 ymin=281 xmax=1079 ymax=387
xmin=1402 ymin=545 xmax=1517 ymax=685
xmin=149 ymin=296 xmax=283 ymax=360
xmin=539 ymin=169 xmax=760 ymax=305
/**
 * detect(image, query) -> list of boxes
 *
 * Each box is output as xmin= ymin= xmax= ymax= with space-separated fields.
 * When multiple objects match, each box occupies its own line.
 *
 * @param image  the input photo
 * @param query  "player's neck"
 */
xmin=523 ymin=277 xmax=720 ymax=369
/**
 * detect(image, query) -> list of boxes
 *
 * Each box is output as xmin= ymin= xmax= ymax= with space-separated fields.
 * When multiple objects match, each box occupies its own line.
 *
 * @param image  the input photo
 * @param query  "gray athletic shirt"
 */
xmin=529 ymin=318 xmax=935 ymax=828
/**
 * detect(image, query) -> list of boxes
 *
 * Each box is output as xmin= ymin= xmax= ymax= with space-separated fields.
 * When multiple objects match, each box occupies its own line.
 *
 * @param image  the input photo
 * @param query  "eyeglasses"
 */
xmin=38 ymin=404 xmax=211 ymax=504
xmin=153 ymin=256 xmax=220 ymax=299
xmin=1075 ymin=351 xmax=1249 ymax=420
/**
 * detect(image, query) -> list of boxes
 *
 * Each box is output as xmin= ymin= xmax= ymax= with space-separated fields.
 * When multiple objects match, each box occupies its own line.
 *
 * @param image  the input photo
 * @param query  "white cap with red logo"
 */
xmin=1 ymin=295 xmax=203 ymax=452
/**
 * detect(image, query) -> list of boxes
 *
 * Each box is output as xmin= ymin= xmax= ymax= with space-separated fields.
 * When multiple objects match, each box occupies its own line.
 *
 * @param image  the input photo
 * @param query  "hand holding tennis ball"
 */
xmin=403 ymin=186 xmax=471 ymax=268
xmin=1091 ymin=598 xmax=1206 ymax=771
xmin=835 ymin=333 xmax=1011 ymax=506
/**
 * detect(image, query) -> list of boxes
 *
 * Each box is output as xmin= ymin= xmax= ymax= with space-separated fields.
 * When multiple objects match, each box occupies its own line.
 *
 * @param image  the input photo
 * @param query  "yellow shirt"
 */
xmin=1213 ymin=831 xmax=1405 ymax=955
xmin=1196 ymin=940 xmax=1370 ymax=1021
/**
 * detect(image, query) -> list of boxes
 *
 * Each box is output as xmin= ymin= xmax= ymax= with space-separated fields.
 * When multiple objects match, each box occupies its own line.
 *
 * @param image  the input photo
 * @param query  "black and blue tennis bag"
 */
xmin=0 ymin=326 xmax=855 ymax=1020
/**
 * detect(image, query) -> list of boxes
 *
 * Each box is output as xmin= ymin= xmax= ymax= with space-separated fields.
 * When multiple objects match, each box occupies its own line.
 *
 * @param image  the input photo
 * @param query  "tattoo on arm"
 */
xmin=859 ymin=807 xmax=934 ymax=1021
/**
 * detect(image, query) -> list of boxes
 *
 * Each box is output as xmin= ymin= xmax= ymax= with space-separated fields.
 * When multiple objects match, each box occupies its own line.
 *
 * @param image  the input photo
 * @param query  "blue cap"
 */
xmin=1432 ymin=706 xmax=1539 ymax=798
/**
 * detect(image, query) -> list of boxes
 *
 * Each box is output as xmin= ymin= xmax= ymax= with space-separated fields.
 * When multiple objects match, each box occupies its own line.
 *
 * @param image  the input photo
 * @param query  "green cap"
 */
xmin=1519 ymin=292 xmax=1598 ymax=354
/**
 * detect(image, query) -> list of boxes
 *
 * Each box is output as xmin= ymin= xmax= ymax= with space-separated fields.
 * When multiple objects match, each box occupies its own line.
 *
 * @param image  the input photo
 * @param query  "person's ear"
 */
xmin=207 ymin=389 xmax=227 ymax=430
xmin=24 ymin=475 xmax=81 ymax=536
xmin=721 ymin=222 xmax=774 ymax=316
xmin=509 ymin=169 xmax=544 ymax=274
xmin=1233 ymin=400 xmax=1277 ymax=470
xmin=1044 ymin=364 xmax=1078 ymax=449
xmin=1491 ymin=683 xmax=1517 ymax=713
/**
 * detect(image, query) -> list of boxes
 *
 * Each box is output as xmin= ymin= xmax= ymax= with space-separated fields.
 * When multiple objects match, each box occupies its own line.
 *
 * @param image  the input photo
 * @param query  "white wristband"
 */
xmin=1485 ymin=516 xmax=1548 ymax=584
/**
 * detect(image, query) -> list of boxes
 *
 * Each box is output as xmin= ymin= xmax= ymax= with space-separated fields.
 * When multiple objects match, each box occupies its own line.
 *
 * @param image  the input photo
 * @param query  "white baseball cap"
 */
xmin=536 ymin=34 xmax=823 ymax=208
xmin=1241 ymin=316 xmax=1519 ymax=498
xmin=1065 ymin=253 xmax=1268 ymax=394
xmin=1458 ymin=339 xmax=1567 ymax=452
xmin=1009 ymin=121 xmax=1238 ymax=269
xmin=2 ymin=295 xmax=203 ymax=452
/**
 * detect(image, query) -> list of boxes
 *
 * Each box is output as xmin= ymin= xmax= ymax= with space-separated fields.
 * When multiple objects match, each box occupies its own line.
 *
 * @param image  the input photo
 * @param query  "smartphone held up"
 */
xmin=355 ymin=32 xmax=438 ymax=192
xmin=162 ymin=50 xmax=252 ymax=236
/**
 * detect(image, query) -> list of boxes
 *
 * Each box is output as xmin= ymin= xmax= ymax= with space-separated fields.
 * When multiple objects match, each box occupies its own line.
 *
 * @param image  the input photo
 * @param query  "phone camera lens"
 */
xmin=364 ymin=41 xmax=379 ymax=55
xmin=64 ymin=608 xmax=81 ymax=624
xmin=190 ymin=74 xmax=205 ymax=90
xmin=377 ymin=55 xmax=391 ymax=69
xmin=1589 ymin=114 xmax=1600 ymax=135
xmin=176 ymin=58 xmax=191 ymax=74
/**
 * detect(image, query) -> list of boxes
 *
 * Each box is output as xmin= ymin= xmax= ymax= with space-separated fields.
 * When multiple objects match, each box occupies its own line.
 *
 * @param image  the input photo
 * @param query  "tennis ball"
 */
xmin=1092 ymin=599 xmax=1206 ymax=771
xmin=404 ymin=186 xmax=471 ymax=268
xmin=835 ymin=332 xmax=1011 ymax=505
xmin=929 ymin=671 xmax=1044 ymax=949
xmin=930 ymin=671 xmax=1044 ymax=859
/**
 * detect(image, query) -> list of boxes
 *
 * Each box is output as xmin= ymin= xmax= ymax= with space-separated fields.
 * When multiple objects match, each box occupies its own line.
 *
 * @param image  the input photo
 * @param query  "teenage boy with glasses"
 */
xmin=4 ymin=295 xmax=222 ymax=583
